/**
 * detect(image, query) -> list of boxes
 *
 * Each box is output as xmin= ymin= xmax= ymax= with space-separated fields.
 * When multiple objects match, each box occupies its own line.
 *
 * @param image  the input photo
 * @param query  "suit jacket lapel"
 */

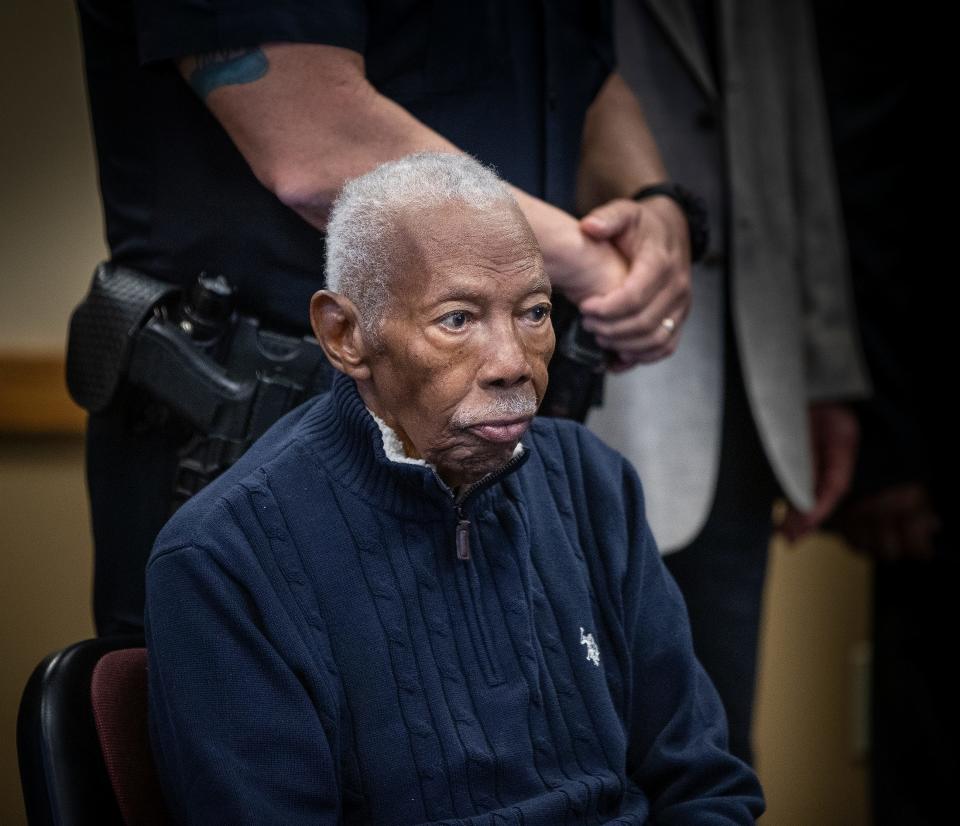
xmin=645 ymin=0 xmax=718 ymax=100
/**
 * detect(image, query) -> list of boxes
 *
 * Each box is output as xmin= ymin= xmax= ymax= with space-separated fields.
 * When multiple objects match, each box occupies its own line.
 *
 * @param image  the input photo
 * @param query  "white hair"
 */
xmin=325 ymin=152 xmax=519 ymax=332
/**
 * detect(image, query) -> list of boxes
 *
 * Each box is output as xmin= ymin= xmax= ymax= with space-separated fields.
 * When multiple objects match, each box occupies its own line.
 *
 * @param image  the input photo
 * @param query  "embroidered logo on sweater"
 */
xmin=579 ymin=627 xmax=600 ymax=667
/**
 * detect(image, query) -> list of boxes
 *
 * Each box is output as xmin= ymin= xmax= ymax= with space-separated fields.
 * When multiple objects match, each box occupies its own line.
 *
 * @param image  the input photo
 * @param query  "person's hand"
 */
xmin=510 ymin=186 xmax=630 ymax=307
xmin=834 ymin=482 xmax=941 ymax=562
xmin=780 ymin=402 xmax=860 ymax=542
xmin=577 ymin=195 xmax=692 ymax=370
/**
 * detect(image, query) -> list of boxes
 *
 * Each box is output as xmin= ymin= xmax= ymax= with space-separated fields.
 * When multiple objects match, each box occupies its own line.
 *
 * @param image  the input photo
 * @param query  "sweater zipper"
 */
xmin=450 ymin=449 xmax=526 ymax=562
xmin=455 ymin=506 xmax=471 ymax=560
xmin=448 ymin=451 xmax=526 ymax=687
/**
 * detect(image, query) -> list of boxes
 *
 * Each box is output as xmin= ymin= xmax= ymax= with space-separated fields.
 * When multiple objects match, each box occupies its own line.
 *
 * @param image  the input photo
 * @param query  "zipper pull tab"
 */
xmin=455 ymin=512 xmax=471 ymax=561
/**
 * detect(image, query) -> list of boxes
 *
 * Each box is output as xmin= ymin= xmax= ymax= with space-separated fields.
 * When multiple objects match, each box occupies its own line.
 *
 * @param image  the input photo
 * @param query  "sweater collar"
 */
xmin=297 ymin=372 xmax=530 ymax=519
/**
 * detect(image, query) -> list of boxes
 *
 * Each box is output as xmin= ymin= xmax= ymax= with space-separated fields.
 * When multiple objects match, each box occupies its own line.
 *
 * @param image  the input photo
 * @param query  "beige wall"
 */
xmin=0 ymin=437 xmax=95 ymax=825
xmin=0 ymin=1 xmax=871 ymax=823
xmin=1 ymin=2 xmax=104 ymax=823
xmin=0 ymin=0 xmax=107 ymax=352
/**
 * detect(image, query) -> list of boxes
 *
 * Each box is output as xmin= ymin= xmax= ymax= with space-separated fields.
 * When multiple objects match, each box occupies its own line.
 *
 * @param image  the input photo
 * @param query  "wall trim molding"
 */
xmin=0 ymin=352 xmax=85 ymax=434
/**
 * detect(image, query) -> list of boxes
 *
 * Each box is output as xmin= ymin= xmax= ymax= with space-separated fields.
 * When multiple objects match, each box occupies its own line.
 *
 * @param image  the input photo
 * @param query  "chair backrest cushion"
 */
xmin=91 ymin=649 xmax=169 ymax=826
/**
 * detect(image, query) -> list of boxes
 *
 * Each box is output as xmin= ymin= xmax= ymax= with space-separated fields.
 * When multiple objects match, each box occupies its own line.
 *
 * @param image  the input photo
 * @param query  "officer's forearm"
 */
xmin=179 ymin=44 xmax=454 ymax=228
xmin=179 ymin=42 xmax=615 ymax=297
xmin=576 ymin=72 xmax=669 ymax=213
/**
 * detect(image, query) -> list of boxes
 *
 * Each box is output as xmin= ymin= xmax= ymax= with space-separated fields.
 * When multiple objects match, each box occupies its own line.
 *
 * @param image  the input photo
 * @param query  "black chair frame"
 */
xmin=18 ymin=635 xmax=144 ymax=826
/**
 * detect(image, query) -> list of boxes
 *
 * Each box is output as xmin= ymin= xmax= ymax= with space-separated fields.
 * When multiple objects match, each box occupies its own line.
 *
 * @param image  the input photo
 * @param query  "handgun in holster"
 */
xmin=66 ymin=263 xmax=332 ymax=513
xmin=539 ymin=294 xmax=607 ymax=423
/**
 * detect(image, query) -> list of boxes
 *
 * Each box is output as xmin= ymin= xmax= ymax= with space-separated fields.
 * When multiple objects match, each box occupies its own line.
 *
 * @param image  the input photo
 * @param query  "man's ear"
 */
xmin=309 ymin=290 xmax=372 ymax=381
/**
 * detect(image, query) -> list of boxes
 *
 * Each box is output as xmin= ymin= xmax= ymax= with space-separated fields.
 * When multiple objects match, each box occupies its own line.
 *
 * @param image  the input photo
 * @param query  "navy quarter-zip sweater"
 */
xmin=145 ymin=373 xmax=764 ymax=824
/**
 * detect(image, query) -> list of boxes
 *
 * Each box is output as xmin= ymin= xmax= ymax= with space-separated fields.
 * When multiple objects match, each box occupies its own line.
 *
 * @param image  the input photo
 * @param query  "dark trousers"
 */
xmin=86 ymin=390 xmax=188 ymax=635
xmin=664 ymin=340 xmax=779 ymax=767
xmin=871 ymin=554 xmax=958 ymax=825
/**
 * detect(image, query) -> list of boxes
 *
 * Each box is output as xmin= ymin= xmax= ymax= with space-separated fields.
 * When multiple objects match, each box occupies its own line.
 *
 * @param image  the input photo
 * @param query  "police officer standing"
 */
xmin=74 ymin=0 xmax=697 ymax=634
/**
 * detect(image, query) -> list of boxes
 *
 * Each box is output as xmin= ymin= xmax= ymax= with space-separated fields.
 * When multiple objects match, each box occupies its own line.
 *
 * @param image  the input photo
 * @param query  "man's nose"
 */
xmin=479 ymin=324 xmax=532 ymax=389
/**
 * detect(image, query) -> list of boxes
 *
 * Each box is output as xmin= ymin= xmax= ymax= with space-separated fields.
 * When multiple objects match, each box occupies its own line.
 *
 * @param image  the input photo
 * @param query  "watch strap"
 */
xmin=632 ymin=183 xmax=710 ymax=263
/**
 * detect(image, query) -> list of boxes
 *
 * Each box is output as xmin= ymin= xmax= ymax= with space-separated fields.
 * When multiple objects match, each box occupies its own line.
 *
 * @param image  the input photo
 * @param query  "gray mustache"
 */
xmin=451 ymin=392 xmax=538 ymax=428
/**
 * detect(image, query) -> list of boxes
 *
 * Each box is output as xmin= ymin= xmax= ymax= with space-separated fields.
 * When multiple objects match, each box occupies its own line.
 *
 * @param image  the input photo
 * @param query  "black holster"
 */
xmin=67 ymin=263 xmax=332 ymax=510
xmin=540 ymin=294 xmax=606 ymax=423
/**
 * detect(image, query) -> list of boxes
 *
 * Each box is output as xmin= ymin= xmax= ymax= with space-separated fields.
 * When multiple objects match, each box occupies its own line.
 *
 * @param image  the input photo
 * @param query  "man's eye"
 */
xmin=526 ymin=304 xmax=551 ymax=323
xmin=440 ymin=310 xmax=470 ymax=330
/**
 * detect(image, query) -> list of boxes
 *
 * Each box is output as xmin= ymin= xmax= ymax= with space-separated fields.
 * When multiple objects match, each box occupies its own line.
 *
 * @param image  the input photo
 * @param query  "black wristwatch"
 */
xmin=632 ymin=183 xmax=710 ymax=263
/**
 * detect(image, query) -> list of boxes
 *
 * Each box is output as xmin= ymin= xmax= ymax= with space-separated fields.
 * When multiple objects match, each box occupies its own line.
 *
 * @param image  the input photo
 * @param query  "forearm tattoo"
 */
xmin=188 ymin=48 xmax=269 ymax=99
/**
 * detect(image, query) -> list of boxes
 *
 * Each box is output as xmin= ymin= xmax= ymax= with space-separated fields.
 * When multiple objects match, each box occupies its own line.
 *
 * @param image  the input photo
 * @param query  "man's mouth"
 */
xmin=466 ymin=417 xmax=532 ymax=444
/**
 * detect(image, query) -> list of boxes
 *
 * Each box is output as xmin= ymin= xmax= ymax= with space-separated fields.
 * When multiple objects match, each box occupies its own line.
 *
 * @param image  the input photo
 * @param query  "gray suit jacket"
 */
xmin=587 ymin=0 xmax=870 ymax=552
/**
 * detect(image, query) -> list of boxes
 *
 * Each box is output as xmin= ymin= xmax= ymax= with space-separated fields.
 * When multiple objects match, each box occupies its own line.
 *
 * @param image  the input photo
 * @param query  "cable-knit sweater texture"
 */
xmin=145 ymin=373 xmax=764 ymax=824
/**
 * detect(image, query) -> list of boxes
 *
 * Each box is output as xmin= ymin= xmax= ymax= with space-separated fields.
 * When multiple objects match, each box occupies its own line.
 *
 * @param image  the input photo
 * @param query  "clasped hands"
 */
xmin=556 ymin=195 xmax=692 ymax=372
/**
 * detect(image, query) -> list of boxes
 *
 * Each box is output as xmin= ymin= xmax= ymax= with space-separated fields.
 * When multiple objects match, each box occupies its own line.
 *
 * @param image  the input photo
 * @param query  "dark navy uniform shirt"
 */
xmin=77 ymin=0 xmax=614 ymax=331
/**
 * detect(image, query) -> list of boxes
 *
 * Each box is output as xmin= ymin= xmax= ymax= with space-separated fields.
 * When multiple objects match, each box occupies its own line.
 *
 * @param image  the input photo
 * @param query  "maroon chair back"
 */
xmin=90 ymin=648 xmax=169 ymax=826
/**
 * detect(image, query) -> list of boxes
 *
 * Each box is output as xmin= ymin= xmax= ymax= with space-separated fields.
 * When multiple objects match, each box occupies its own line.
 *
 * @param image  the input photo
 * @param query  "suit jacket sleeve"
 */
xmin=788 ymin=0 xmax=870 ymax=402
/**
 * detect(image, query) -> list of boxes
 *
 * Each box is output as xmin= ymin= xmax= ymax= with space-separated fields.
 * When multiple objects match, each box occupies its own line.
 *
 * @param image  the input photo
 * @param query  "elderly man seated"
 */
xmin=145 ymin=153 xmax=764 ymax=824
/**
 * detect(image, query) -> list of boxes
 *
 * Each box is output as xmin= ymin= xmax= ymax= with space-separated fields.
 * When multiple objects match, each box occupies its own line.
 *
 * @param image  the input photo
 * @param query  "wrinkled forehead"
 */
xmin=389 ymin=200 xmax=546 ymax=297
